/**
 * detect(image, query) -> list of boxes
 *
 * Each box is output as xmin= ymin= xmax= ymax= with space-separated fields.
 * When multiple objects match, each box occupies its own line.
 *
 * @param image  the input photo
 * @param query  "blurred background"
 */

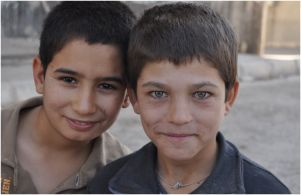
xmin=1 ymin=1 xmax=300 ymax=193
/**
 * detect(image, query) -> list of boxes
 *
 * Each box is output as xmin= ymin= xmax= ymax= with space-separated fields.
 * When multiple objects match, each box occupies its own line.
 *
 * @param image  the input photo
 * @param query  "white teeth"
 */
xmin=73 ymin=120 xmax=90 ymax=125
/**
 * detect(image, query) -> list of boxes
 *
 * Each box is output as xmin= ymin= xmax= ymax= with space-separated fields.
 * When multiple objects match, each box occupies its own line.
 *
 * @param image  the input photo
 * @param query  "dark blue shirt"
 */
xmin=88 ymin=132 xmax=290 ymax=194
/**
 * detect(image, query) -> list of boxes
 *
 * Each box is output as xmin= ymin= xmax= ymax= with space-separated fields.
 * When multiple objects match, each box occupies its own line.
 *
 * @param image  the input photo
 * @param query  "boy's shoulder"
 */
xmin=219 ymin=133 xmax=290 ymax=194
xmin=88 ymin=151 xmax=133 ymax=193
xmin=100 ymin=131 xmax=132 ymax=162
xmin=88 ymin=142 xmax=156 ymax=193
xmin=2 ymin=97 xmax=43 ymax=132
xmin=240 ymin=153 xmax=291 ymax=193
xmin=1 ymin=97 xmax=44 ymax=192
xmin=2 ymin=96 xmax=42 ymax=113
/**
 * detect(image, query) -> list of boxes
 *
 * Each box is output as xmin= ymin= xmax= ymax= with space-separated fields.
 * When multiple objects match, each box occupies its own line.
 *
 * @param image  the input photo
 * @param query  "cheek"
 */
xmin=139 ymin=101 xmax=166 ymax=124
xmin=96 ymin=93 xmax=125 ymax=116
xmin=140 ymin=111 xmax=157 ymax=136
xmin=43 ymin=82 xmax=70 ymax=109
xmin=195 ymin=101 xmax=226 ymax=130
xmin=139 ymin=105 xmax=166 ymax=138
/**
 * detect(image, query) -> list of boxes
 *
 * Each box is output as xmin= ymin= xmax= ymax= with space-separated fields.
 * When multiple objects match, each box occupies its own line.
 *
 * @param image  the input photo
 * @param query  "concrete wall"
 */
xmin=1 ymin=1 xmax=58 ymax=38
xmin=266 ymin=1 xmax=300 ymax=48
xmin=1 ymin=1 xmax=300 ymax=54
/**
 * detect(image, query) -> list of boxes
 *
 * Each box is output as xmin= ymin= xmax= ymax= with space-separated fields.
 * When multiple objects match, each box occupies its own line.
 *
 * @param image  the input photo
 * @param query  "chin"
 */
xmin=64 ymin=132 xmax=98 ymax=143
xmin=159 ymin=147 xmax=199 ymax=162
xmin=165 ymin=154 xmax=197 ymax=162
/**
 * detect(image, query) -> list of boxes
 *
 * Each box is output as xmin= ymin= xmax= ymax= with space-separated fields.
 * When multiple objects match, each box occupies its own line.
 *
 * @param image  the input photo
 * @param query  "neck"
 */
xmin=157 ymin=140 xmax=218 ymax=193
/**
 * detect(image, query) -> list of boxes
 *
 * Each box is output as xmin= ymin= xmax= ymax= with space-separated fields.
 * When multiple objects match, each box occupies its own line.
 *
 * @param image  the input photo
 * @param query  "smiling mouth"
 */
xmin=162 ymin=133 xmax=195 ymax=142
xmin=164 ymin=133 xmax=194 ymax=137
xmin=65 ymin=117 xmax=98 ymax=131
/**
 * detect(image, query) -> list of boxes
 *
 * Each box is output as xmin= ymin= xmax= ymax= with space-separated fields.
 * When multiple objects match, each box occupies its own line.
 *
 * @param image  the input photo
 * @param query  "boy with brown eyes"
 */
xmin=88 ymin=3 xmax=290 ymax=194
xmin=1 ymin=2 xmax=136 ymax=193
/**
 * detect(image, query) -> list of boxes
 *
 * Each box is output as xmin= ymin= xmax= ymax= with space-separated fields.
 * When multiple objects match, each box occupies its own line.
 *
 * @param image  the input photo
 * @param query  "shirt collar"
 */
xmin=108 ymin=132 xmax=246 ymax=193
xmin=50 ymin=136 xmax=102 ymax=193
xmin=193 ymin=132 xmax=246 ymax=193
xmin=109 ymin=142 xmax=160 ymax=193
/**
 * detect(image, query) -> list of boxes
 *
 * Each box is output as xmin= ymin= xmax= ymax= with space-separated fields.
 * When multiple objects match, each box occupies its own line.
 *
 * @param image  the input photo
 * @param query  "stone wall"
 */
xmin=1 ymin=1 xmax=59 ymax=38
xmin=1 ymin=1 xmax=300 ymax=54
xmin=266 ymin=1 xmax=300 ymax=48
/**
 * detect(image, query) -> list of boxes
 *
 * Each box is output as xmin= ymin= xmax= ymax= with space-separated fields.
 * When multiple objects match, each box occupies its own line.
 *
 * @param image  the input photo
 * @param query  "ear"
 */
xmin=225 ymin=80 xmax=239 ymax=115
xmin=33 ymin=56 xmax=45 ymax=94
xmin=121 ymin=90 xmax=130 ymax=108
xmin=127 ymin=87 xmax=140 ymax=114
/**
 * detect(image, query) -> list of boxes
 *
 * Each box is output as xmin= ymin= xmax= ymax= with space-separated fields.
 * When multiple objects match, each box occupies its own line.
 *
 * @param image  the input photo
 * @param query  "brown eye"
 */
xmin=98 ymin=83 xmax=117 ymax=90
xmin=60 ymin=77 xmax=77 ymax=84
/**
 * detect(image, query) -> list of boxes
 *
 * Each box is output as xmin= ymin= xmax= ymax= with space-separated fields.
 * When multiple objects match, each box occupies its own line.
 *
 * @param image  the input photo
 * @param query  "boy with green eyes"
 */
xmin=88 ymin=3 xmax=290 ymax=194
xmin=1 ymin=2 xmax=135 ymax=193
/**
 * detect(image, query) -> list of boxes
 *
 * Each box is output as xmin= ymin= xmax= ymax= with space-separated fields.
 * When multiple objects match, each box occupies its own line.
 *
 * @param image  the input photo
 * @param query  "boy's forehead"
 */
xmin=46 ymin=39 xmax=125 ymax=78
xmin=53 ymin=39 xmax=123 ymax=61
xmin=138 ymin=58 xmax=224 ymax=85
xmin=142 ymin=58 xmax=214 ymax=74
xmin=61 ymin=38 xmax=122 ymax=53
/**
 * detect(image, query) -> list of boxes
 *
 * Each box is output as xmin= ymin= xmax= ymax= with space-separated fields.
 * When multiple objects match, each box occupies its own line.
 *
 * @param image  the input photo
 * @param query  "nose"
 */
xmin=73 ymin=87 xmax=97 ymax=115
xmin=167 ymin=97 xmax=193 ymax=125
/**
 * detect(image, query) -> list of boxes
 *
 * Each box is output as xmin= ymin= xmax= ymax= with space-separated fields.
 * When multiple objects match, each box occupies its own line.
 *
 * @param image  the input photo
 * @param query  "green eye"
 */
xmin=193 ymin=91 xmax=210 ymax=99
xmin=150 ymin=91 xmax=167 ymax=98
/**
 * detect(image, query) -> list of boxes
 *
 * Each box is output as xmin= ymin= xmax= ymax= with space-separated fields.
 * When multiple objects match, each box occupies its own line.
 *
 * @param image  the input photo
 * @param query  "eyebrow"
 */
xmin=54 ymin=68 xmax=124 ymax=84
xmin=142 ymin=82 xmax=166 ymax=89
xmin=142 ymin=81 xmax=219 ymax=89
xmin=54 ymin=68 xmax=79 ymax=76
xmin=192 ymin=82 xmax=219 ymax=89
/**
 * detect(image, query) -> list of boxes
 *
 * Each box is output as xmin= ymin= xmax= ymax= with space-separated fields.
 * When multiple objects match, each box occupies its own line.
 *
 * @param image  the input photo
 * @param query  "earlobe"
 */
xmin=33 ymin=56 xmax=45 ymax=94
xmin=127 ymin=88 xmax=140 ymax=114
xmin=225 ymin=80 xmax=239 ymax=115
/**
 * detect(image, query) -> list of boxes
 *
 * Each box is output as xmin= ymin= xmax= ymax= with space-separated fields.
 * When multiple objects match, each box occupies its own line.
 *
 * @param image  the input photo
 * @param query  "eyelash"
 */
xmin=148 ymin=91 xmax=212 ymax=100
xmin=149 ymin=91 xmax=167 ymax=99
xmin=193 ymin=91 xmax=212 ymax=100
xmin=59 ymin=76 xmax=77 ymax=84
xmin=58 ymin=77 xmax=117 ymax=90
xmin=98 ymin=83 xmax=117 ymax=90
xmin=149 ymin=91 xmax=168 ymax=99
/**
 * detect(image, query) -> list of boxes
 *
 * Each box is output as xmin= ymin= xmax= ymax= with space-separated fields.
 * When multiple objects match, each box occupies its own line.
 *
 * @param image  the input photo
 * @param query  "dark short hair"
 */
xmin=127 ymin=3 xmax=237 ymax=97
xmin=39 ymin=1 xmax=136 ymax=74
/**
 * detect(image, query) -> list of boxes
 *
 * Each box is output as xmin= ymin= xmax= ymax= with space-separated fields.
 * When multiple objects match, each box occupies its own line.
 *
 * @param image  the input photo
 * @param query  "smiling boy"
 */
xmin=1 ymin=2 xmax=135 ymax=193
xmin=88 ymin=3 xmax=290 ymax=193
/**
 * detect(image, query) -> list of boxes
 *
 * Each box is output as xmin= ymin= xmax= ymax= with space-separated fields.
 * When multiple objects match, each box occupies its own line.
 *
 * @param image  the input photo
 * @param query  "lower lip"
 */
xmin=164 ymin=134 xmax=194 ymax=142
xmin=66 ymin=118 xmax=96 ymax=132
